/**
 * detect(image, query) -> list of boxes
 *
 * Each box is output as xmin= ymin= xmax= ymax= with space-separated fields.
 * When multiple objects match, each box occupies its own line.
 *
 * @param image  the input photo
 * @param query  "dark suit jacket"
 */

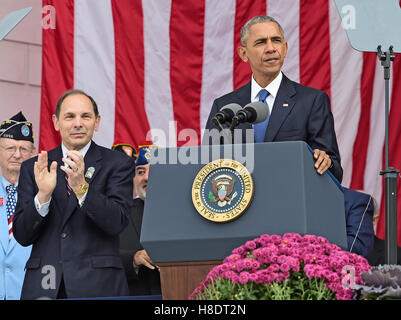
xmin=204 ymin=74 xmax=343 ymax=183
xmin=13 ymin=141 xmax=134 ymax=299
xmin=367 ymin=236 xmax=401 ymax=266
xmin=343 ymin=187 xmax=375 ymax=258
xmin=119 ymin=198 xmax=161 ymax=296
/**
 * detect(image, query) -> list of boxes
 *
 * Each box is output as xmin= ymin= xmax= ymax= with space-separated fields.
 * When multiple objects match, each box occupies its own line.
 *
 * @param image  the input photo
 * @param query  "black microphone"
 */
xmin=212 ymin=103 xmax=242 ymax=128
xmin=232 ymin=101 xmax=269 ymax=126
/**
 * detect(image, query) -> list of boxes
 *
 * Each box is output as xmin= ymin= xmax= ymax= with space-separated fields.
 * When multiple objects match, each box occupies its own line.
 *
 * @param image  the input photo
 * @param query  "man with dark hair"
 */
xmin=0 ymin=112 xmax=35 ymax=299
xmin=55 ymin=89 xmax=99 ymax=119
xmin=204 ymin=15 xmax=342 ymax=182
xmin=13 ymin=90 xmax=134 ymax=299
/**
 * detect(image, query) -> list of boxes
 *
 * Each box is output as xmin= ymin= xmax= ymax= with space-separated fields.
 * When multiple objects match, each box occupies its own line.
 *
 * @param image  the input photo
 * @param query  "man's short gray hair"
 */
xmin=240 ymin=15 xmax=284 ymax=46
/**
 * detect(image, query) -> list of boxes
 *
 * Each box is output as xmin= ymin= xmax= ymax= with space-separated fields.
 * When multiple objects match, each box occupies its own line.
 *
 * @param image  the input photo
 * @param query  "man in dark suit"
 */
xmin=117 ymin=145 xmax=161 ymax=296
xmin=204 ymin=15 xmax=342 ymax=182
xmin=13 ymin=89 xmax=134 ymax=299
xmin=343 ymin=187 xmax=375 ymax=258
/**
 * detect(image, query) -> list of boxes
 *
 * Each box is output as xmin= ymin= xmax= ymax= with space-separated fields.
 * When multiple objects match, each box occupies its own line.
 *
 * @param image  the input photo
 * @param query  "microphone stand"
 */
xmin=213 ymin=117 xmax=234 ymax=144
xmin=212 ymin=117 xmax=224 ymax=132
xmin=377 ymin=45 xmax=399 ymax=265
xmin=229 ymin=117 xmax=241 ymax=145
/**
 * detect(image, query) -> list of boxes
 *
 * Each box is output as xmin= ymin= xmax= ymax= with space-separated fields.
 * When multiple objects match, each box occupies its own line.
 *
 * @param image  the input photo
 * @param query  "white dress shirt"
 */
xmin=250 ymin=71 xmax=283 ymax=116
xmin=34 ymin=141 xmax=92 ymax=216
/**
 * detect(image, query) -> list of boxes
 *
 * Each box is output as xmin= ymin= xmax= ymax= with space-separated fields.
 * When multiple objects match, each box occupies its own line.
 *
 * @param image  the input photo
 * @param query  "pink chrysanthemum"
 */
xmin=189 ymin=233 xmax=371 ymax=300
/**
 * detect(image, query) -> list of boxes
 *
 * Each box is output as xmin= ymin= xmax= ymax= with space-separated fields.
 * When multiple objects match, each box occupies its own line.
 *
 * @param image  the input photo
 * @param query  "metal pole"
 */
xmin=377 ymin=46 xmax=399 ymax=265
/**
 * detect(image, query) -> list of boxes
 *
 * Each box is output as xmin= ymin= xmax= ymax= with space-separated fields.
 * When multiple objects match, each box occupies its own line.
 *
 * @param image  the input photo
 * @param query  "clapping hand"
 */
xmin=34 ymin=151 xmax=58 ymax=204
xmin=61 ymin=151 xmax=86 ymax=192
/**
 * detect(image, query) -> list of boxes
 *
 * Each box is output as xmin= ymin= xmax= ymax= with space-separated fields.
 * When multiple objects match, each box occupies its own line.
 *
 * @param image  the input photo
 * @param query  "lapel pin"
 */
xmin=85 ymin=167 xmax=95 ymax=179
xmin=283 ymin=103 xmax=289 ymax=107
xmin=0 ymin=197 xmax=3 ymax=206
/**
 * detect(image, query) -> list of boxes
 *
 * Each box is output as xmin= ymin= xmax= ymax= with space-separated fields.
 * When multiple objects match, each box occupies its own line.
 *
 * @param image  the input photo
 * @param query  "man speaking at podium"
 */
xmin=204 ymin=15 xmax=343 ymax=183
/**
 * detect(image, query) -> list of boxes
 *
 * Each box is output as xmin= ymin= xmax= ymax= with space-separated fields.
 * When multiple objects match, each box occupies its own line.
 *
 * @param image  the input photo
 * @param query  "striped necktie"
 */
xmin=65 ymin=174 xmax=72 ymax=196
xmin=5 ymin=184 xmax=17 ymax=241
xmin=254 ymin=89 xmax=271 ymax=143
xmin=64 ymin=156 xmax=72 ymax=196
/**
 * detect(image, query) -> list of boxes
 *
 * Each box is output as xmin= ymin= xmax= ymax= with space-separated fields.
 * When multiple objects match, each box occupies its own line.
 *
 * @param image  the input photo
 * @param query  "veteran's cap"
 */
xmin=136 ymin=145 xmax=157 ymax=166
xmin=112 ymin=143 xmax=138 ymax=161
xmin=0 ymin=111 xmax=34 ymax=143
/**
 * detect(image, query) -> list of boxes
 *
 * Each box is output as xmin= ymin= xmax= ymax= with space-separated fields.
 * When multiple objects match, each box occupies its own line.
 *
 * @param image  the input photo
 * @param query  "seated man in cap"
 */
xmin=0 ymin=112 xmax=35 ymax=299
xmin=115 ymin=144 xmax=161 ymax=296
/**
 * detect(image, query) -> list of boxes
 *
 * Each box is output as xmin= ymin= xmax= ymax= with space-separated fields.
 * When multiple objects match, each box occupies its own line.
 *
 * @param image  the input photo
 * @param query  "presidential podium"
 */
xmin=140 ymin=141 xmax=347 ymax=300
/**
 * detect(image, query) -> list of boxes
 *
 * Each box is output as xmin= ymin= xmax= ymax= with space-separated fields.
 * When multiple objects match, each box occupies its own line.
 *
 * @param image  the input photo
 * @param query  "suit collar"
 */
xmin=61 ymin=141 xmax=92 ymax=163
xmin=47 ymin=145 xmax=63 ymax=162
xmin=235 ymin=73 xmax=296 ymax=104
xmin=7 ymin=234 xmax=18 ymax=253
xmin=235 ymin=81 xmax=252 ymax=107
xmin=83 ymin=141 xmax=102 ymax=182
xmin=264 ymin=74 xmax=297 ymax=142
xmin=251 ymin=72 xmax=283 ymax=101
xmin=233 ymin=74 xmax=297 ymax=141
xmin=48 ymin=141 xmax=102 ymax=177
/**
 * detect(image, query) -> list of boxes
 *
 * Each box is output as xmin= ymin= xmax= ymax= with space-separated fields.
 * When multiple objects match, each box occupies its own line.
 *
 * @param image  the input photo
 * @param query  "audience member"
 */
xmin=13 ymin=89 xmax=134 ymax=299
xmin=0 ymin=112 xmax=35 ymax=299
xmin=117 ymin=144 xmax=161 ymax=296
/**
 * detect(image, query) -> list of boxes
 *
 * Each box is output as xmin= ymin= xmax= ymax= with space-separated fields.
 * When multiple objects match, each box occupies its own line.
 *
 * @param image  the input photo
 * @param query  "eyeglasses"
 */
xmin=0 ymin=145 xmax=33 ymax=156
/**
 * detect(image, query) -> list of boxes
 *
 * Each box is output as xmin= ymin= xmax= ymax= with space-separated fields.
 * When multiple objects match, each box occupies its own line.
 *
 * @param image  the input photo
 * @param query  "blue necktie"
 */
xmin=254 ymin=89 xmax=270 ymax=143
xmin=6 ymin=184 xmax=17 ymax=241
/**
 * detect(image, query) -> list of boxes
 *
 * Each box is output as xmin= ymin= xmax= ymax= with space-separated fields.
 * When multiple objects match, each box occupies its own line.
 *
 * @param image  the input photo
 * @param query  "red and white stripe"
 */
xmin=40 ymin=0 xmax=401 ymax=245
xmin=8 ymin=217 xmax=13 ymax=241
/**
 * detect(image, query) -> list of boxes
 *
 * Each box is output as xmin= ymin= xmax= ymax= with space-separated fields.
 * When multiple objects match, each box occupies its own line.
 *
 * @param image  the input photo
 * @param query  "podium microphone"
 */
xmin=230 ymin=101 xmax=269 ymax=129
xmin=212 ymin=103 xmax=242 ymax=131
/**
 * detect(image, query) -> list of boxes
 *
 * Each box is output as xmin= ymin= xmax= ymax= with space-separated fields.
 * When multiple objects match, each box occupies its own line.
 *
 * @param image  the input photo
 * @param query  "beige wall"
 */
xmin=0 ymin=1 xmax=43 ymax=149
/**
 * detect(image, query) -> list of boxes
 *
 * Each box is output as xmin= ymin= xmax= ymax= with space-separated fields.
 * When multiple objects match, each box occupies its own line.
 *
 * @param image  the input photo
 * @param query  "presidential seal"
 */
xmin=192 ymin=159 xmax=254 ymax=223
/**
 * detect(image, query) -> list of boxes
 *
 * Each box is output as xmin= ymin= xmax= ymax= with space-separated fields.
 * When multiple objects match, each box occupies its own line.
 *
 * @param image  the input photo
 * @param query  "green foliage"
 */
xmin=195 ymin=271 xmax=336 ymax=300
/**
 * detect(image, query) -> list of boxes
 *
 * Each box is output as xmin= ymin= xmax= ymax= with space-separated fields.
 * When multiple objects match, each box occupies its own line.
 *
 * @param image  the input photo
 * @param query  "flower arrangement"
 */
xmin=189 ymin=233 xmax=371 ymax=300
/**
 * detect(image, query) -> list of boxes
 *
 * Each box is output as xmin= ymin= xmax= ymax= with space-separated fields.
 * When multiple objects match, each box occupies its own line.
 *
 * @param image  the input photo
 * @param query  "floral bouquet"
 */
xmin=189 ymin=233 xmax=371 ymax=300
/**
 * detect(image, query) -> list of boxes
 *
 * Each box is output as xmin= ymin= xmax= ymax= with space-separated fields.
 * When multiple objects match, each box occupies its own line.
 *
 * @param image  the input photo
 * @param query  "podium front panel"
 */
xmin=141 ymin=141 xmax=346 ymax=263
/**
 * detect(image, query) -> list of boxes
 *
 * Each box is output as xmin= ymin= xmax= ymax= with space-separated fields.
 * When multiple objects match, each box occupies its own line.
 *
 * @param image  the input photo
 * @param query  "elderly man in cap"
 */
xmin=0 ymin=112 xmax=35 ymax=299
xmin=116 ymin=144 xmax=161 ymax=296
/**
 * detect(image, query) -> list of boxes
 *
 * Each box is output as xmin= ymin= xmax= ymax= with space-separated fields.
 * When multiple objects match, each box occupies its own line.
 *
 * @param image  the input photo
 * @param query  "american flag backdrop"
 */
xmin=39 ymin=0 xmax=401 ymax=245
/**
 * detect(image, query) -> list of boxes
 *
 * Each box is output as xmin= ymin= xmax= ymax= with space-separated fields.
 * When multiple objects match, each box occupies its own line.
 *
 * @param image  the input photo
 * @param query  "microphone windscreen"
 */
xmin=220 ymin=103 xmax=242 ymax=118
xmin=243 ymin=101 xmax=269 ymax=124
